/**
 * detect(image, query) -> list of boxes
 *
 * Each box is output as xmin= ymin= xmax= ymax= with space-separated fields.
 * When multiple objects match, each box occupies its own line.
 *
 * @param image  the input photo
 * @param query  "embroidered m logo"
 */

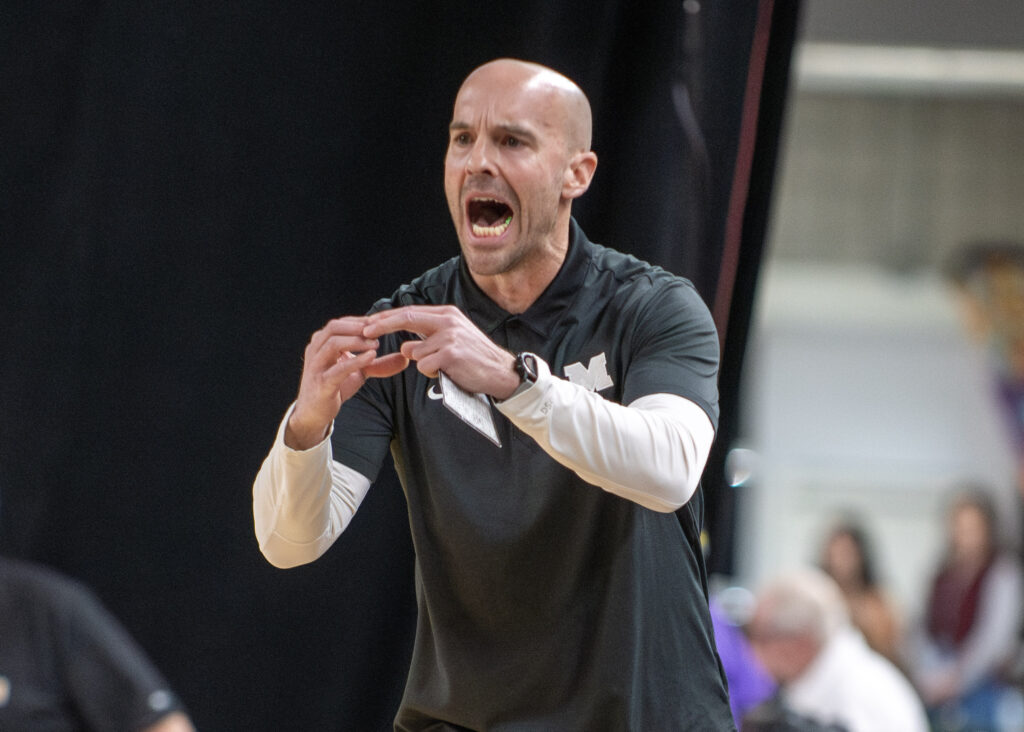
xmin=563 ymin=352 xmax=614 ymax=392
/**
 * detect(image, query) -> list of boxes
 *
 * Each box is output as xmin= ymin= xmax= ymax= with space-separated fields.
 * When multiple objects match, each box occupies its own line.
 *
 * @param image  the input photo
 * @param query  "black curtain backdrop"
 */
xmin=1 ymin=2 xmax=798 ymax=730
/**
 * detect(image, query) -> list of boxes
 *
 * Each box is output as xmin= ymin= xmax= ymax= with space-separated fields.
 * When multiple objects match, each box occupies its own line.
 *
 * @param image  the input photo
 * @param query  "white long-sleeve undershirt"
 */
xmin=254 ymin=360 xmax=715 ymax=568
xmin=492 ymin=355 xmax=714 ymax=513
xmin=253 ymin=403 xmax=370 ymax=568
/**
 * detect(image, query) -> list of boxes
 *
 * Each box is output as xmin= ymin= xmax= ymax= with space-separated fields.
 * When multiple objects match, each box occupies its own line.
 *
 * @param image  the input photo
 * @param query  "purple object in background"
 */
xmin=711 ymin=597 xmax=777 ymax=726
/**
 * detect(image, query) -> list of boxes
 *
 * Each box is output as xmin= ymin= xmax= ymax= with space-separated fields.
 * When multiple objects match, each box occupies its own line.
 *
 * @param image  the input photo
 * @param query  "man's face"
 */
xmin=444 ymin=65 xmax=574 ymax=278
xmin=747 ymin=606 xmax=820 ymax=684
xmin=949 ymin=502 xmax=991 ymax=563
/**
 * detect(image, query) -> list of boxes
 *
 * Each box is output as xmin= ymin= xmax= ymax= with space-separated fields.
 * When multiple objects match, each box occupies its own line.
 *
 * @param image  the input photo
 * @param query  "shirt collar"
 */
xmin=455 ymin=218 xmax=592 ymax=339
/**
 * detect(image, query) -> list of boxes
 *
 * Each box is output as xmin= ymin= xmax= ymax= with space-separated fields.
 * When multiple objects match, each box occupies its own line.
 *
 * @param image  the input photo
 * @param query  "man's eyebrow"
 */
xmin=498 ymin=123 xmax=537 ymax=141
xmin=448 ymin=121 xmax=537 ymax=142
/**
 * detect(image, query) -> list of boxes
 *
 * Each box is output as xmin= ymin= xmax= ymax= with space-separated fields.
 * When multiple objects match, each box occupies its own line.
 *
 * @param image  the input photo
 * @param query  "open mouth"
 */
xmin=467 ymin=197 xmax=513 ymax=238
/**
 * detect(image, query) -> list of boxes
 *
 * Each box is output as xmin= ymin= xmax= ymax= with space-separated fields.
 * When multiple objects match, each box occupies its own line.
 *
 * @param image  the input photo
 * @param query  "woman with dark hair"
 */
xmin=908 ymin=488 xmax=1024 ymax=730
xmin=819 ymin=518 xmax=902 ymax=665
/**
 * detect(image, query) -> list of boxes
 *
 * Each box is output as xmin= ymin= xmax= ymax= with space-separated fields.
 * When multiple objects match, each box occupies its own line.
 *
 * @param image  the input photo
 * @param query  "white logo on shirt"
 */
xmin=427 ymin=384 xmax=444 ymax=400
xmin=563 ymin=352 xmax=614 ymax=392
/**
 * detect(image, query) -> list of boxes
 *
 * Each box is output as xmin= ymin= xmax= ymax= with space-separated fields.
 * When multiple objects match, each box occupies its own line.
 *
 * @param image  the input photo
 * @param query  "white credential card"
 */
xmin=438 ymin=371 xmax=502 ymax=447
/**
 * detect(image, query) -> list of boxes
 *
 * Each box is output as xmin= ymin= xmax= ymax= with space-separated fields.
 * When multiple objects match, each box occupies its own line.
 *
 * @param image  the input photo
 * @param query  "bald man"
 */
xmin=254 ymin=59 xmax=733 ymax=730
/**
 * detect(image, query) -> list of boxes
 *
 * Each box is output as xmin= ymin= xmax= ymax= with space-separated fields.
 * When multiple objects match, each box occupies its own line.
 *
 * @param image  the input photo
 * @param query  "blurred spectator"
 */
xmin=818 ymin=517 xmax=903 ymax=666
xmin=0 ymin=556 xmax=194 ymax=732
xmin=741 ymin=695 xmax=847 ymax=732
xmin=906 ymin=487 xmax=1024 ymax=731
xmin=745 ymin=567 xmax=928 ymax=732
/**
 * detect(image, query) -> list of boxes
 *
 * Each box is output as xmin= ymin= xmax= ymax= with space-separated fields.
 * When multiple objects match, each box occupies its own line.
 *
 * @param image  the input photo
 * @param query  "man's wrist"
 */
xmin=495 ymin=352 xmax=539 ymax=402
xmin=284 ymin=410 xmax=330 ymax=451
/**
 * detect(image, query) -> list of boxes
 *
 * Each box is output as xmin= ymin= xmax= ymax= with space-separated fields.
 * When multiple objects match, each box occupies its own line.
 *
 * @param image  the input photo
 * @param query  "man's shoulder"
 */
xmin=368 ymin=256 xmax=460 ymax=313
xmin=0 ymin=557 xmax=98 ymax=620
xmin=584 ymin=238 xmax=698 ymax=295
xmin=581 ymin=240 xmax=706 ymax=324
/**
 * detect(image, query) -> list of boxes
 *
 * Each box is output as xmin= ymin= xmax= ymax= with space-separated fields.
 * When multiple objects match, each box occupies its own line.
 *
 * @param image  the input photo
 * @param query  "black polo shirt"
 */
xmin=333 ymin=220 xmax=734 ymax=731
xmin=0 ymin=558 xmax=185 ymax=732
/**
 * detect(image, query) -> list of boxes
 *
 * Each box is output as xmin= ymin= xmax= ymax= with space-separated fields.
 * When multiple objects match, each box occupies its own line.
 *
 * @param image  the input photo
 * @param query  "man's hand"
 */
xmin=286 ymin=316 xmax=409 ymax=450
xmin=363 ymin=305 xmax=521 ymax=400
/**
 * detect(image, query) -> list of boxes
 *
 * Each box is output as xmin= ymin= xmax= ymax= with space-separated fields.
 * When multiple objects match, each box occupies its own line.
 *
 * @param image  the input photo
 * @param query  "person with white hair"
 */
xmin=745 ymin=568 xmax=928 ymax=732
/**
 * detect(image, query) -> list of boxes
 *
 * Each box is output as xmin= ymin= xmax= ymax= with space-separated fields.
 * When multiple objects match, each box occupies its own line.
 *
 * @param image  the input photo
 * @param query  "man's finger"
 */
xmin=363 ymin=306 xmax=453 ymax=339
xmin=363 ymin=352 xmax=410 ymax=379
xmin=309 ymin=335 xmax=379 ymax=371
xmin=319 ymin=349 xmax=377 ymax=386
xmin=309 ymin=316 xmax=370 ymax=350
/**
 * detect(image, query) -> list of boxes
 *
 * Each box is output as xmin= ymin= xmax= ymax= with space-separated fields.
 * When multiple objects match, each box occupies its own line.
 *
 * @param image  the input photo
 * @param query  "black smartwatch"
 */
xmin=514 ymin=351 xmax=539 ymax=388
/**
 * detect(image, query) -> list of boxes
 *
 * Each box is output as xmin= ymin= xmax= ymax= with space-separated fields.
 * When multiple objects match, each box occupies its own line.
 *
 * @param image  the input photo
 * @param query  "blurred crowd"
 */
xmin=716 ymin=242 xmax=1024 ymax=732
xmin=715 ymin=486 xmax=1024 ymax=732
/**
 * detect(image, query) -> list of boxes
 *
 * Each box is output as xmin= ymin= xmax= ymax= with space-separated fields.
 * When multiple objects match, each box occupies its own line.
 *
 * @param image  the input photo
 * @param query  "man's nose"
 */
xmin=466 ymin=138 xmax=496 ymax=176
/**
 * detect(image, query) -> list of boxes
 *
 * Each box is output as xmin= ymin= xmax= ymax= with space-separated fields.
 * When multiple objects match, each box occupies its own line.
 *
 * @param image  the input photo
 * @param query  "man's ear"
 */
xmin=562 ymin=151 xmax=598 ymax=200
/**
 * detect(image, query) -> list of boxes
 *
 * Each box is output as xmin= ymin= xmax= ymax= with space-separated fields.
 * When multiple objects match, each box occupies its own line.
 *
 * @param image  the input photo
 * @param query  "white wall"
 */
xmin=733 ymin=262 xmax=1019 ymax=624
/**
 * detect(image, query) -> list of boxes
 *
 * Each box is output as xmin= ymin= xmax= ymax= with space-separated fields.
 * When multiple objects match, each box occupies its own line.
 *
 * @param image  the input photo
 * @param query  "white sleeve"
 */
xmin=494 ymin=357 xmax=715 ymax=512
xmin=252 ymin=403 xmax=372 ymax=568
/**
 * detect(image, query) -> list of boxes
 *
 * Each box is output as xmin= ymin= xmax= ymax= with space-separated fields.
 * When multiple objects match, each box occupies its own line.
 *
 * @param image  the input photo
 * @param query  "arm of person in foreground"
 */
xmin=255 ymin=302 xmax=715 ymax=567
xmin=56 ymin=570 xmax=199 ymax=732
xmin=493 ymin=356 xmax=714 ymax=511
xmin=253 ymin=401 xmax=375 ymax=568
xmin=254 ymin=315 xmax=408 ymax=568
xmin=364 ymin=304 xmax=715 ymax=513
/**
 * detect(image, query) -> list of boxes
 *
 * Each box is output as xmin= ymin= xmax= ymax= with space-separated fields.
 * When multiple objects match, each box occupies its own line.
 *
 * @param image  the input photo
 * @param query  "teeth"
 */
xmin=468 ymin=197 xmax=512 ymax=237
xmin=472 ymin=217 xmax=512 ymax=237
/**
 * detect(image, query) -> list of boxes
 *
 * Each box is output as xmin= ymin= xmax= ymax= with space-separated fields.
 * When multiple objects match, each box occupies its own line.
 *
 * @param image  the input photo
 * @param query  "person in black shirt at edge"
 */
xmin=0 ymin=556 xmax=195 ymax=732
xmin=254 ymin=58 xmax=733 ymax=731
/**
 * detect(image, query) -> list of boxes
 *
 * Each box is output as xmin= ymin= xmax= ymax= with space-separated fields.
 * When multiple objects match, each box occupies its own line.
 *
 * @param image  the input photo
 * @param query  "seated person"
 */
xmin=906 ymin=487 xmax=1024 ymax=731
xmin=819 ymin=517 xmax=903 ymax=666
xmin=746 ymin=567 xmax=928 ymax=732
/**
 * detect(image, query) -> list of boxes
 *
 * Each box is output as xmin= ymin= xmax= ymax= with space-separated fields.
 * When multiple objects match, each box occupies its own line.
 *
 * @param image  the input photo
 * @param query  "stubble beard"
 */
xmin=449 ymin=175 xmax=563 ymax=279
xmin=460 ymin=235 xmax=530 ymax=278
xmin=460 ymin=207 xmax=561 ymax=280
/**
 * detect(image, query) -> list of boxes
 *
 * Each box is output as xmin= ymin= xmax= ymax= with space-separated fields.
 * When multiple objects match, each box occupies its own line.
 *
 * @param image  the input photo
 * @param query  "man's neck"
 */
xmin=477 ymin=254 xmax=564 ymax=314
xmin=473 ymin=225 xmax=571 ymax=314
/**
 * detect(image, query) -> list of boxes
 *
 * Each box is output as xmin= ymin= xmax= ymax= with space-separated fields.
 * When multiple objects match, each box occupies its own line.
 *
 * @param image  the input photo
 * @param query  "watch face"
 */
xmin=517 ymin=352 xmax=538 ymax=382
xmin=525 ymin=354 xmax=537 ymax=380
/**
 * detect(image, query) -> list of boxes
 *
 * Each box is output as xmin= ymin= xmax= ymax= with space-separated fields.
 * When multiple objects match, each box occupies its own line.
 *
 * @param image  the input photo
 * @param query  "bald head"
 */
xmin=458 ymin=59 xmax=593 ymax=154
xmin=443 ymin=58 xmax=598 ymax=305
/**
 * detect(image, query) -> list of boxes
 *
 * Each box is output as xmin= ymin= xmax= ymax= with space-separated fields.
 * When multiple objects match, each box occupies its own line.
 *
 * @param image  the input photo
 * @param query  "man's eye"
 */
xmin=454 ymin=133 xmax=471 ymax=145
xmin=504 ymin=136 xmax=520 ymax=148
